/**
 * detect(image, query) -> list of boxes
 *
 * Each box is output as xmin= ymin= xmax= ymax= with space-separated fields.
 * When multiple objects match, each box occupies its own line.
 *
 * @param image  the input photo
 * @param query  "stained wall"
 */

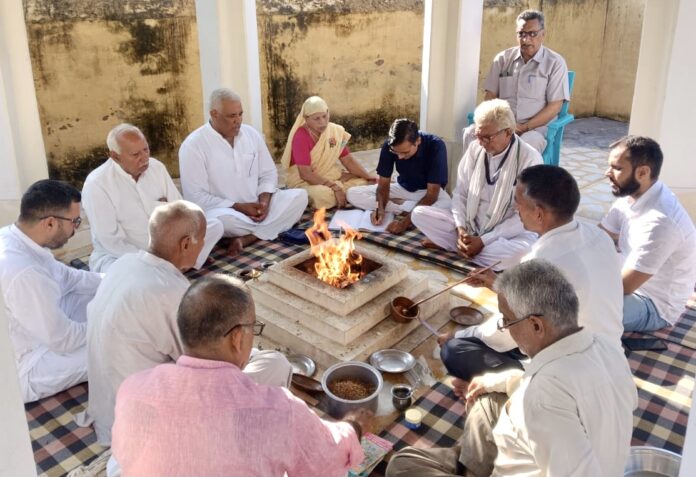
xmin=256 ymin=0 xmax=425 ymax=158
xmin=23 ymin=0 xmax=204 ymax=186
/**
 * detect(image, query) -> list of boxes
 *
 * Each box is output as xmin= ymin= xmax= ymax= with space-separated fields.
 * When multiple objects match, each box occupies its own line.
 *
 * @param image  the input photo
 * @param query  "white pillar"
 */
xmin=0 ymin=293 xmax=37 ymax=477
xmin=420 ymin=0 xmax=483 ymax=190
xmin=195 ymin=0 xmax=264 ymax=133
xmin=629 ymin=0 xmax=696 ymax=221
xmin=0 ymin=1 xmax=49 ymax=226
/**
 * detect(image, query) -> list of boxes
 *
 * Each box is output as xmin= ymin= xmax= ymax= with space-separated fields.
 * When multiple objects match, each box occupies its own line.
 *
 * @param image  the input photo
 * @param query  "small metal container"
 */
xmin=391 ymin=384 xmax=413 ymax=411
xmin=321 ymin=361 xmax=383 ymax=419
xmin=624 ymin=446 xmax=681 ymax=476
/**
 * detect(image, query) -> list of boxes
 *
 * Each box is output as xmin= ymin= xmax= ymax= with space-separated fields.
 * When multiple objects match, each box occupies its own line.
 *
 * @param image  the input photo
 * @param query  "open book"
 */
xmin=328 ymin=209 xmax=394 ymax=233
xmin=348 ymin=433 xmax=394 ymax=477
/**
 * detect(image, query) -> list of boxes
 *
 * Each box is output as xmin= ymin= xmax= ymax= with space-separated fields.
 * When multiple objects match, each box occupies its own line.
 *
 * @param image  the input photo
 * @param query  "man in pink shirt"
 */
xmin=111 ymin=274 xmax=370 ymax=477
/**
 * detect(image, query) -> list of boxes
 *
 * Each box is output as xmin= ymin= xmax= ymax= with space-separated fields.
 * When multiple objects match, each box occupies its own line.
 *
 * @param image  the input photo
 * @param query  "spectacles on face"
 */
xmin=40 ymin=215 xmax=82 ymax=228
xmin=475 ymin=128 xmax=508 ymax=144
xmin=223 ymin=320 xmax=265 ymax=337
xmin=497 ymin=313 xmax=542 ymax=331
xmin=516 ymin=29 xmax=543 ymax=39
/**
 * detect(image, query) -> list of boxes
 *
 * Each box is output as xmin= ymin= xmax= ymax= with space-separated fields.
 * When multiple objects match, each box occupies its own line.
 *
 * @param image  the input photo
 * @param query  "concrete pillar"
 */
xmin=0 ymin=1 xmax=49 ymax=226
xmin=420 ymin=0 xmax=483 ymax=190
xmin=629 ymin=0 xmax=696 ymax=220
xmin=194 ymin=0 xmax=264 ymax=134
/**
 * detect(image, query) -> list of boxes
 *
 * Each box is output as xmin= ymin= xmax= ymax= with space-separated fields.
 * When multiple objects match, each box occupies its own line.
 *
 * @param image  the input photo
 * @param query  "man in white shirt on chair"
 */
xmin=0 ymin=180 xmax=102 ymax=403
xmin=463 ymin=9 xmax=569 ymax=154
xmin=85 ymin=201 xmax=292 ymax=446
xmin=82 ymin=123 xmax=223 ymax=273
xmin=601 ymin=135 xmax=696 ymax=332
xmin=179 ymin=88 xmax=308 ymax=256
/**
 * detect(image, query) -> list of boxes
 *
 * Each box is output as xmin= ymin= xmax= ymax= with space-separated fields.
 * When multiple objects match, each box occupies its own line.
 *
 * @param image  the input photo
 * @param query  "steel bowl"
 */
xmin=449 ymin=306 xmax=485 ymax=326
xmin=321 ymin=361 xmax=383 ymax=419
xmin=390 ymin=296 xmax=420 ymax=323
xmin=624 ymin=446 xmax=681 ymax=476
xmin=287 ymin=354 xmax=316 ymax=377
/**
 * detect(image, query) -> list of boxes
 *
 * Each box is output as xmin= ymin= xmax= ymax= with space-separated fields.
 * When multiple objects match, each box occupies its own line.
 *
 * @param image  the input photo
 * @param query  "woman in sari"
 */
xmin=281 ymin=96 xmax=375 ymax=209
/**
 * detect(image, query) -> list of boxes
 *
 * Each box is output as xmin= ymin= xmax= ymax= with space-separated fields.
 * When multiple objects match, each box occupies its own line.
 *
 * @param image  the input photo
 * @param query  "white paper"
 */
xmin=328 ymin=209 xmax=394 ymax=233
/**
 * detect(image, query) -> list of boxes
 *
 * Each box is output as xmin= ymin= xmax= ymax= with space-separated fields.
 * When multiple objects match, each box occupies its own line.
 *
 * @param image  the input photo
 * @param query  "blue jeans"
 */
xmin=623 ymin=293 xmax=670 ymax=332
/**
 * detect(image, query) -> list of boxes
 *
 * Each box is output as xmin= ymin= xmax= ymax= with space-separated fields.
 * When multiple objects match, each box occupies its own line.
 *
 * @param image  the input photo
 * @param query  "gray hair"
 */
xmin=148 ymin=200 xmax=204 ymax=254
xmin=517 ymin=10 xmax=545 ymax=29
xmin=494 ymin=259 xmax=579 ymax=333
xmin=209 ymin=88 xmax=242 ymax=112
xmin=474 ymin=99 xmax=516 ymax=131
xmin=177 ymin=274 xmax=254 ymax=349
xmin=106 ymin=123 xmax=143 ymax=154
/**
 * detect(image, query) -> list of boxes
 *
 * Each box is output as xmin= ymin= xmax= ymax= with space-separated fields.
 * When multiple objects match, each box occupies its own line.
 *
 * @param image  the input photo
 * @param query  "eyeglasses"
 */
xmin=40 ymin=215 xmax=82 ymax=228
xmin=516 ymin=29 xmax=543 ymax=39
xmin=497 ymin=313 xmax=542 ymax=331
xmin=475 ymin=128 xmax=508 ymax=144
xmin=223 ymin=320 xmax=265 ymax=337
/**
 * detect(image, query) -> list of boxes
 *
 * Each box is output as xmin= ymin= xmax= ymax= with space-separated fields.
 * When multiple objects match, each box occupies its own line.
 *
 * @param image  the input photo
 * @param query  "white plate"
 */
xmin=369 ymin=349 xmax=416 ymax=373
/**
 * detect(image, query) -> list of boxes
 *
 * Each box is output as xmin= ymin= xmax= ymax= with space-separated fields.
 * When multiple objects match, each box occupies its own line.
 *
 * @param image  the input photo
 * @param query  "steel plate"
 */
xmin=449 ymin=306 xmax=486 ymax=326
xmin=287 ymin=354 xmax=316 ymax=377
xmin=369 ymin=349 xmax=416 ymax=373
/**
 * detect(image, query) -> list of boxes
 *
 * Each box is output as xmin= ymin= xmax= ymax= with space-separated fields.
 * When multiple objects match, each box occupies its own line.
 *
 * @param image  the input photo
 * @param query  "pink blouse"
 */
xmin=291 ymin=127 xmax=350 ymax=166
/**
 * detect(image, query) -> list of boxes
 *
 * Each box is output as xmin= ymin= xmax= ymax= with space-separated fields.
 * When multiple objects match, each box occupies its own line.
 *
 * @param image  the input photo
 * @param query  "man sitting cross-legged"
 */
xmin=109 ymin=274 xmax=371 ymax=477
xmin=85 ymin=201 xmax=292 ymax=446
xmin=412 ymin=99 xmax=541 ymax=270
xmin=439 ymin=165 xmax=624 ymax=382
xmin=0 ymin=180 xmax=102 ymax=403
xmin=179 ymin=88 xmax=308 ymax=256
xmin=387 ymin=260 xmax=637 ymax=477
xmin=82 ymin=123 xmax=224 ymax=273
xmin=346 ymin=118 xmax=451 ymax=234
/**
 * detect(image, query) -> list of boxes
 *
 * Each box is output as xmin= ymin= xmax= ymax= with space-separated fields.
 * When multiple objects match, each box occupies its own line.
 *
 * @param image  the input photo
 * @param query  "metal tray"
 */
xmin=624 ymin=446 xmax=681 ymax=476
xmin=369 ymin=349 xmax=416 ymax=373
xmin=287 ymin=354 xmax=316 ymax=377
xmin=449 ymin=306 xmax=485 ymax=326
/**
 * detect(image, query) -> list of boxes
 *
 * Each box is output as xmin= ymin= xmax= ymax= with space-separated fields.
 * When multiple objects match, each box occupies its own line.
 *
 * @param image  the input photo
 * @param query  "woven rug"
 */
xmin=25 ymin=383 xmax=104 ymax=477
xmin=647 ymin=304 xmax=696 ymax=351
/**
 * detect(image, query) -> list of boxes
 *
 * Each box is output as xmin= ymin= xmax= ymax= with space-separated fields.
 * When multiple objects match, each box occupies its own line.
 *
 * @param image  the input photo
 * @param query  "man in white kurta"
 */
xmin=0 ymin=180 xmax=101 ymax=403
xmin=82 ymin=124 xmax=223 ymax=273
xmin=179 ymin=88 xmax=307 ymax=255
xmin=387 ymin=261 xmax=637 ymax=477
xmin=412 ymin=99 xmax=541 ymax=271
xmin=84 ymin=201 xmax=292 ymax=445
xmin=440 ymin=165 xmax=624 ymax=381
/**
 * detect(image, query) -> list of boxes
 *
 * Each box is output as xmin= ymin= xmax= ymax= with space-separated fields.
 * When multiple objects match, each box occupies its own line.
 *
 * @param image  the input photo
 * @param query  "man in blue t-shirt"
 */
xmin=346 ymin=119 xmax=451 ymax=234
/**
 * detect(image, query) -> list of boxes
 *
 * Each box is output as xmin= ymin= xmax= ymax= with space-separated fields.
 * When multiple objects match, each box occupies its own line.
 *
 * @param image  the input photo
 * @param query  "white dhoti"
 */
xmin=411 ymin=205 xmax=536 ymax=270
xmin=244 ymin=349 xmax=293 ymax=387
xmin=209 ymin=188 xmax=308 ymax=240
xmin=194 ymin=218 xmax=224 ymax=269
xmin=20 ymin=291 xmax=92 ymax=403
xmin=346 ymin=182 xmax=451 ymax=214
xmin=463 ymin=124 xmax=547 ymax=155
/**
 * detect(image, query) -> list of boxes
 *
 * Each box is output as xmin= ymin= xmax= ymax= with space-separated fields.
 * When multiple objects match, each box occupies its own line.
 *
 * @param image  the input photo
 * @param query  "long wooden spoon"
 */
xmin=406 ymin=260 xmax=502 ymax=312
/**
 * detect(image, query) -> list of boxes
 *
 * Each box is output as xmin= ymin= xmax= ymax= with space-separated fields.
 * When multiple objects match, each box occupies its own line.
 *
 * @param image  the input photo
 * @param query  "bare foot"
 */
xmin=420 ymin=238 xmax=442 ymax=250
xmin=227 ymin=235 xmax=260 ymax=257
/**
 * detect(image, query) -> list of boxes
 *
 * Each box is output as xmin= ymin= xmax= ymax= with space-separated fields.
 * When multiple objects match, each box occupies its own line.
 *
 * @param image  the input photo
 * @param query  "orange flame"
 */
xmin=305 ymin=208 xmax=364 ymax=288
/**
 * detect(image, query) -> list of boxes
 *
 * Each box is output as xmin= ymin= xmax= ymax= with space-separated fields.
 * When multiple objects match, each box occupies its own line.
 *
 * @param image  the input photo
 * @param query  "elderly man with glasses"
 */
xmin=462 ymin=9 xmax=570 ymax=154
xmin=387 ymin=260 xmax=637 ymax=477
xmin=0 ymin=180 xmax=102 ymax=403
xmin=110 ymin=274 xmax=371 ymax=477
xmin=82 ymin=201 xmax=291 ymax=447
xmin=412 ymin=99 xmax=542 ymax=270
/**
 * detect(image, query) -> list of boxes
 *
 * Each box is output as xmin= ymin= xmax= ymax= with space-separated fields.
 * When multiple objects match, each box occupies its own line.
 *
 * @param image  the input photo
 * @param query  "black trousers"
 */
xmin=440 ymin=337 xmax=525 ymax=381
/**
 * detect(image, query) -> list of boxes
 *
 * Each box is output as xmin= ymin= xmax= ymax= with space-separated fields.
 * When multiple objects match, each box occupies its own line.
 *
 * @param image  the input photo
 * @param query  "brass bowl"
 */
xmin=390 ymin=296 xmax=420 ymax=323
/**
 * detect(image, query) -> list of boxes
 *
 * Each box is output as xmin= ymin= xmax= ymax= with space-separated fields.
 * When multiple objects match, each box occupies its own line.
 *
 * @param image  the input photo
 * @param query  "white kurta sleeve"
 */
xmin=83 ymin=181 xmax=141 ymax=258
xmin=253 ymin=130 xmax=278 ymax=195
xmin=452 ymin=148 xmax=475 ymax=228
xmin=7 ymin=267 xmax=86 ymax=353
xmin=58 ymin=263 xmax=102 ymax=295
xmin=179 ymin=142 xmax=236 ymax=210
xmin=160 ymin=163 xmax=183 ymax=202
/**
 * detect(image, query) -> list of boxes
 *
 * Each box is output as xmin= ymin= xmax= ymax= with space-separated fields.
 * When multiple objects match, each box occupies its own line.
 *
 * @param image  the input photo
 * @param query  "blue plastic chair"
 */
xmin=467 ymin=70 xmax=576 ymax=166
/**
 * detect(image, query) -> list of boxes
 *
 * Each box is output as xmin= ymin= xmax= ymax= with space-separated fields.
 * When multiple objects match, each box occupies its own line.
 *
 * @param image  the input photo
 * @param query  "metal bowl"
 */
xmin=321 ymin=361 xmax=383 ymax=418
xmin=287 ymin=354 xmax=316 ymax=377
xmin=449 ymin=306 xmax=485 ymax=326
xmin=624 ymin=446 xmax=681 ymax=476
xmin=369 ymin=349 xmax=416 ymax=373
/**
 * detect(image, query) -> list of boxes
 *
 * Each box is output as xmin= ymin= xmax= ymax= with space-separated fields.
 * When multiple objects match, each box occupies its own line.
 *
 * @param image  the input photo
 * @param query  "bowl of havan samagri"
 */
xmin=321 ymin=361 xmax=383 ymax=418
xmin=390 ymin=296 xmax=420 ymax=323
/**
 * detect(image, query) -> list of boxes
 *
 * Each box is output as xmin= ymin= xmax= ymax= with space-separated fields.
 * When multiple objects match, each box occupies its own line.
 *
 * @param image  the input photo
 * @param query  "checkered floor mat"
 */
xmin=646 ymin=304 xmax=696 ymax=351
xmin=25 ymin=383 xmax=104 ymax=477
